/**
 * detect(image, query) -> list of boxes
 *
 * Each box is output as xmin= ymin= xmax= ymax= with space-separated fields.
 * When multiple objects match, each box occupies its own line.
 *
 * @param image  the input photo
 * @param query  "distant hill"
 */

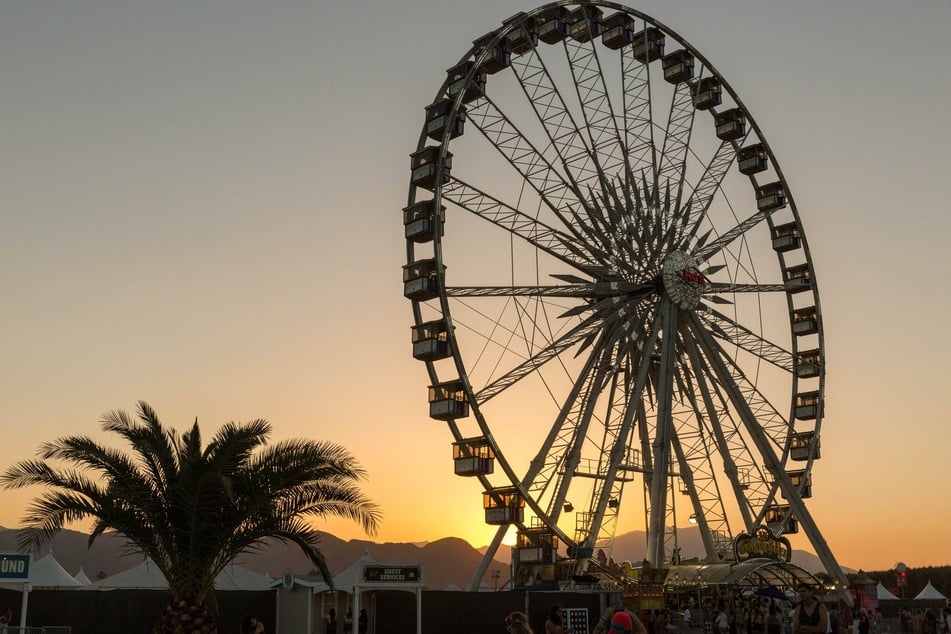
xmin=0 ymin=524 xmax=853 ymax=590
xmin=0 ymin=527 xmax=508 ymax=590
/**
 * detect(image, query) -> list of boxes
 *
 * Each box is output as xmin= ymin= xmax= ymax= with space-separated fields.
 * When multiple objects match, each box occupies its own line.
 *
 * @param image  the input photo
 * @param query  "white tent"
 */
xmin=877 ymin=582 xmax=900 ymax=600
xmin=0 ymin=552 xmax=82 ymax=590
xmin=83 ymin=558 xmax=274 ymax=591
xmin=74 ymin=567 xmax=91 ymax=585
xmin=914 ymin=581 xmax=947 ymax=601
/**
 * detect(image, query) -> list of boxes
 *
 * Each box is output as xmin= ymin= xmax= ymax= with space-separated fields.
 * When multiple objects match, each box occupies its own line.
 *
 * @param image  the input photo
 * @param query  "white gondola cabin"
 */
xmin=568 ymin=5 xmax=603 ymax=43
xmin=403 ymin=200 xmax=445 ymax=244
xmin=771 ymin=221 xmax=800 ymax=253
xmin=791 ymin=306 xmax=819 ymax=336
xmin=428 ymin=379 xmax=469 ymax=420
xmin=446 ymin=61 xmax=486 ymax=105
xmin=783 ymin=263 xmax=811 ymax=293
xmin=425 ymin=99 xmax=466 ymax=142
xmin=790 ymin=430 xmax=820 ymax=461
xmin=782 ymin=470 xmax=812 ymax=499
xmin=765 ymin=505 xmax=799 ymax=534
xmin=632 ymin=27 xmax=664 ymax=62
xmin=738 ymin=144 xmax=768 ymax=175
xmin=536 ymin=7 xmax=569 ymax=44
xmin=411 ymin=146 xmax=452 ymax=191
xmin=412 ymin=319 xmax=452 ymax=362
xmin=453 ymin=437 xmax=495 ymax=476
xmin=795 ymin=390 xmax=821 ymax=420
xmin=483 ymin=487 xmax=525 ymax=525
xmin=472 ymin=30 xmax=511 ymax=74
xmin=715 ymin=108 xmax=746 ymax=141
xmin=403 ymin=258 xmax=442 ymax=301
xmin=796 ymin=348 xmax=821 ymax=379
xmin=516 ymin=526 xmax=559 ymax=563
xmin=662 ymin=49 xmax=694 ymax=84
xmin=601 ymin=13 xmax=634 ymax=49
xmin=692 ymin=77 xmax=722 ymax=110
xmin=757 ymin=182 xmax=787 ymax=212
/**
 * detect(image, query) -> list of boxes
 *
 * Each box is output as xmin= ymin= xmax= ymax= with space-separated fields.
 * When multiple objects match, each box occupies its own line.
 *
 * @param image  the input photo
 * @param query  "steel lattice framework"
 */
xmin=403 ymin=0 xmax=845 ymax=592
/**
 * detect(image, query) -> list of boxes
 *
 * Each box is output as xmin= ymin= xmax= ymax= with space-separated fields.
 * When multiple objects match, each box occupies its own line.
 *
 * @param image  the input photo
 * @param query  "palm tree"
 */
xmin=0 ymin=401 xmax=381 ymax=633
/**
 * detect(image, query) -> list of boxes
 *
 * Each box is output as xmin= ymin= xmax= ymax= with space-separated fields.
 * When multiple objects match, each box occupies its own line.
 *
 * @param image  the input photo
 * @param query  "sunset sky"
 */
xmin=2 ymin=0 xmax=950 ymax=574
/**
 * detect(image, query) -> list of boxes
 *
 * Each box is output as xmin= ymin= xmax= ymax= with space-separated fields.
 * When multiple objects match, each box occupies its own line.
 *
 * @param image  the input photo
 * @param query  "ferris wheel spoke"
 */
xmin=684 ymin=311 xmax=790 ymax=462
xmin=563 ymin=19 xmax=626 ymax=187
xmin=673 ymin=386 xmax=736 ymax=559
xmin=473 ymin=313 xmax=604 ymax=404
xmin=655 ymin=78 xmax=698 ymax=224
xmin=621 ymin=42 xmax=657 ymax=182
xmin=706 ymin=282 xmax=805 ymax=294
xmin=523 ymin=341 xmax=616 ymax=522
xmin=509 ymin=30 xmax=607 ymax=214
xmin=445 ymin=280 xmax=653 ymax=298
xmin=697 ymin=309 xmax=794 ymax=372
xmin=691 ymin=207 xmax=774 ymax=263
xmin=463 ymin=95 xmax=616 ymax=254
xmin=667 ymin=138 xmax=742 ymax=253
xmin=579 ymin=307 xmax=664 ymax=551
xmin=682 ymin=321 xmax=776 ymax=520
xmin=442 ymin=176 xmax=599 ymax=270
xmin=680 ymin=331 xmax=760 ymax=528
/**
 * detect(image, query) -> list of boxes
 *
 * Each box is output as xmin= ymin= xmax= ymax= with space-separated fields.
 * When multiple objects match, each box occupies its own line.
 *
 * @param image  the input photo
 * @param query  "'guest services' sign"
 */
xmin=362 ymin=565 xmax=421 ymax=584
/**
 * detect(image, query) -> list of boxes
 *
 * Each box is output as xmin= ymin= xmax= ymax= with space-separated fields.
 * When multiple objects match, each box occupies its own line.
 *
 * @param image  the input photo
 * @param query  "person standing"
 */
xmin=358 ymin=608 xmax=368 ymax=634
xmin=327 ymin=608 xmax=337 ymax=634
xmin=507 ymin=611 xmax=534 ymax=634
xmin=547 ymin=604 xmax=570 ymax=634
xmin=792 ymin=586 xmax=828 ymax=634
xmin=767 ymin=604 xmax=783 ymax=634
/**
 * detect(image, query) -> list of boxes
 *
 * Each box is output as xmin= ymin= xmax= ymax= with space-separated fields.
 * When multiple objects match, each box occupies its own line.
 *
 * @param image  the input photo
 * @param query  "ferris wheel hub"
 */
xmin=662 ymin=250 xmax=707 ymax=310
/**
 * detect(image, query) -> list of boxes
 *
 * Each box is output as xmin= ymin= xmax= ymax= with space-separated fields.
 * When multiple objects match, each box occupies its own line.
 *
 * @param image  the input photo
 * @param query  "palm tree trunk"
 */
xmin=154 ymin=599 xmax=218 ymax=634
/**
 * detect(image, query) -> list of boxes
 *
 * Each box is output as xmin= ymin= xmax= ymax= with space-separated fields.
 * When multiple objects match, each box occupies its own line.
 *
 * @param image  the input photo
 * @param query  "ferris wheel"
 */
xmin=403 ymin=0 xmax=845 ymax=590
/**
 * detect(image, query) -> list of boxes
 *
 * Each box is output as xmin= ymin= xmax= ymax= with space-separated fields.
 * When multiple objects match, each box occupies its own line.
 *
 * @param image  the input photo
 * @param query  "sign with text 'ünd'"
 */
xmin=361 ymin=565 xmax=422 ymax=584
xmin=0 ymin=554 xmax=31 ymax=581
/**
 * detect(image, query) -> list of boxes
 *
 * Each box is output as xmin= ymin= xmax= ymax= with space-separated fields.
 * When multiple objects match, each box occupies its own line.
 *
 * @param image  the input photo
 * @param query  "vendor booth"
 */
xmin=276 ymin=552 xmax=423 ymax=634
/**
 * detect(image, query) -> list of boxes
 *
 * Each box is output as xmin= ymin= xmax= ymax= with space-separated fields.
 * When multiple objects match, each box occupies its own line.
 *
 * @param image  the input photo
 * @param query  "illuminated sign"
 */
xmin=362 ymin=565 xmax=422 ymax=584
xmin=733 ymin=527 xmax=791 ymax=562
xmin=679 ymin=269 xmax=708 ymax=285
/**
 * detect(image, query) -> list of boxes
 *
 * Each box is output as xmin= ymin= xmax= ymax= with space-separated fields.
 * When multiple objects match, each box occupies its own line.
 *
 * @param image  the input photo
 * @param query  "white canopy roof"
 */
xmin=83 ymin=558 xmax=274 ymax=591
xmin=876 ymin=582 xmax=900 ymax=600
xmin=914 ymin=581 xmax=947 ymax=601
xmin=74 ymin=567 xmax=91 ymax=585
xmin=0 ymin=552 xmax=83 ymax=590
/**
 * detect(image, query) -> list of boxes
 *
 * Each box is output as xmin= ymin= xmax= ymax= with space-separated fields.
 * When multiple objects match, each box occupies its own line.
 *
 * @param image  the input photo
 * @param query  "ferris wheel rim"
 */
xmin=405 ymin=0 xmax=827 ymax=559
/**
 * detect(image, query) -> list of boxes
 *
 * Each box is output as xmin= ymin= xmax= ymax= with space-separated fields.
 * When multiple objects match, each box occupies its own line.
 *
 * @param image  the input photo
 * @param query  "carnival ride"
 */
xmin=402 ymin=0 xmax=845 ymax=592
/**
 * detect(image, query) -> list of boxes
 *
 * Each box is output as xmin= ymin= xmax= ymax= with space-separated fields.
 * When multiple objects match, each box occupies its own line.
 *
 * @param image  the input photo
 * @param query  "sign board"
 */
xmin=733 ymin=526 xmax=791 ymax=562
xmin=361 ymin=565 xmax=421 ymax=584
xmin=281 ymin=569 xmax=294 ymax=590
xmin=0 ymin=554 xmax=30 ymax=581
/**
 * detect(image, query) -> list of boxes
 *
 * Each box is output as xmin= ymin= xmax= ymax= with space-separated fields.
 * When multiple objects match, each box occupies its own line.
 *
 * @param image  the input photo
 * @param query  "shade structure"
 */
xmin=82 ymin=558 xmax=273 ymax=591
xmin=913 ymin=581 xmax=947 ymax=601
xmin=0 ymin=552 xmax=83 ymax=590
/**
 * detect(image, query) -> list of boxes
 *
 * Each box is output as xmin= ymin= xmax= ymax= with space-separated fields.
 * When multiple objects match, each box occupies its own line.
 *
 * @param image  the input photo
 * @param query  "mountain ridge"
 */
xmin=0 ymin=525 xmax=852 ymax=590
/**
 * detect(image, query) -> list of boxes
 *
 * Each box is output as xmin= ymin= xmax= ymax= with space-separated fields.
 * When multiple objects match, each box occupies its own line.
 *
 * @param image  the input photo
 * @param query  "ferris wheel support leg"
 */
xmin=685 ymin=313 xmax=851 ymax=603
xmin=467 ymin=524 xmax=509 ymax=592
xmin=646 ymin=299 xmax=679 ymax=566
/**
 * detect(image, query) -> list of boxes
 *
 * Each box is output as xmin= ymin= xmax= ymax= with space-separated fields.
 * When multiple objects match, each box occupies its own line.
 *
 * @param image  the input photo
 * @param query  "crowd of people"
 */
xmin=504 ymin=583 xmax=951 ymax=634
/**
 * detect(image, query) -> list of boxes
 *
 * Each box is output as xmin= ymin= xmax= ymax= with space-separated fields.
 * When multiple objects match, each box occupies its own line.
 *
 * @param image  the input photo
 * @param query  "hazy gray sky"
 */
xmin=2 ymin=0 xmax=950 ymax=570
